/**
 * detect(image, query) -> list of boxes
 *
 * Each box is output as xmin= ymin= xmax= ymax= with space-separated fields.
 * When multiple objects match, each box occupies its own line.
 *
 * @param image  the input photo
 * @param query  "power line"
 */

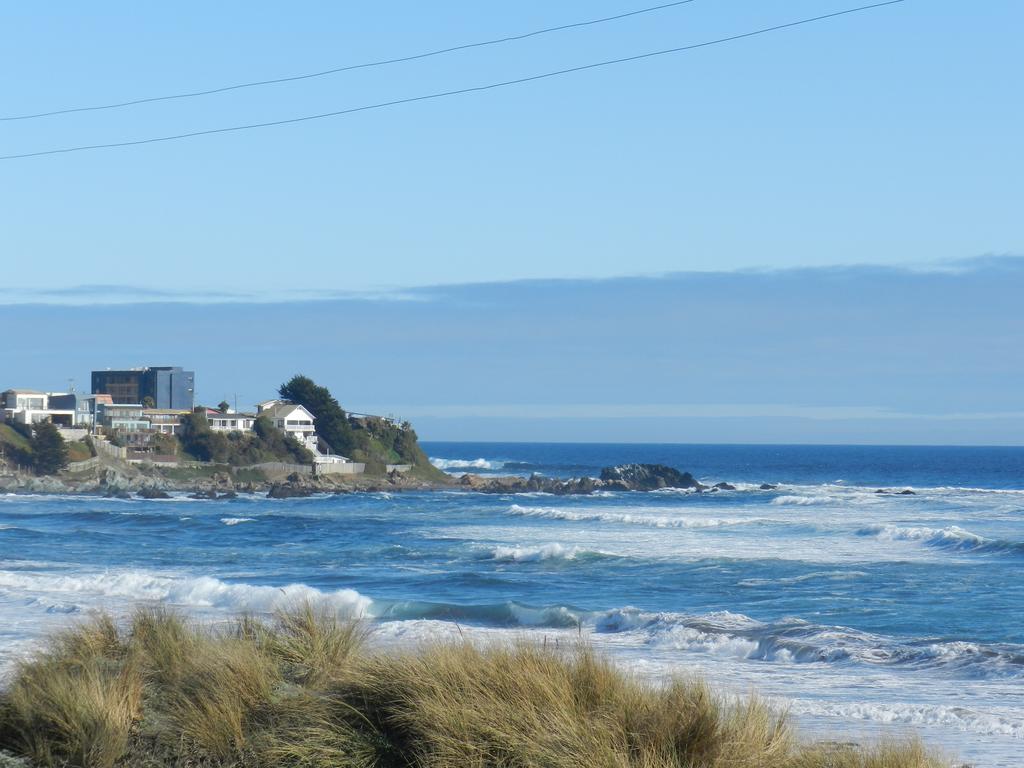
xmin=0 ymin=0 xmax=699 ymax=122
xmin=0 ymin=1 xmax=907 ymax=162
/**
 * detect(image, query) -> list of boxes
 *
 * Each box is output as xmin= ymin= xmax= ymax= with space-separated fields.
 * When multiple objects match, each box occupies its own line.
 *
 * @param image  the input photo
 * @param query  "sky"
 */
xmin=1 ymin=257 xmax=1021 ymax=444
xmin=0 ymin=2 xmax=1021 ymax=443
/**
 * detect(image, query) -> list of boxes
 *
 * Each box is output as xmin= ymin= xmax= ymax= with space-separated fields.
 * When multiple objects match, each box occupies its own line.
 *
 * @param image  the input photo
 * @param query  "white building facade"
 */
xmin=206 ymin=410 xmax=257 ymax=434
xmin=256 ymin=400 xmax=319 ymax=452
xmin=1 ymin=390 xmax=76 ymax=426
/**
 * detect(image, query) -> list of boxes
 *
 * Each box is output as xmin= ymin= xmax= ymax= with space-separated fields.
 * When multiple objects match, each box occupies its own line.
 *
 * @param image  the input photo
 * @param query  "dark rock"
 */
xmin=217 ymin=491 xmax=238 ymax=500
xmin=104 ymin=489 xmax=132 ymax=500
xmin=465 ymin=463 xmax=707 ymax=496
xmin=189 ymin=489 xmax=219 ymax=500
xmin=759 ymin=483 xmax=778 ymax=490
xmin=898 ymin=489 xmax=916 ymax=495
xmin=267 ymin=483 xmax=315 ymax=499
xmin=576 ymin=476 xmax=596 ymax=494
xmin=137 ymin=488 xmax=171 ymax=499
xmin=713 ymin=482 xmax=737 ymax=491
xmin=460 ymin=473 xmax=486 ymax=488
xmin=526 ymin=474 xmax=546 ymax=493
xmin=599 ymin=464 xmax=705 ymax=491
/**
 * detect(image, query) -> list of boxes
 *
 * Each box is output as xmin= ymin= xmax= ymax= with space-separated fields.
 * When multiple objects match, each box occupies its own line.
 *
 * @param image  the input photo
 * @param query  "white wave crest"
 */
xmin=595 ymin=608 xmax=766 ymax=659
xmin=487 ymin=543 xmax=587 ymax=563
xmin=788 ymin=698 xmax=1024 ymax=739
xmin=431 ymin=457 xmax=504 ymax=471
xmin=770 ymin=495 xmax=836 ymax=506
xmin=507 ymin=504 xmax=761 ymax=529
xmin=858 ymin=524 xmax=996 ymax=552
xmin=0 ymin=569 xmax=372 ymax=617
xmin=221 ymin=517 xmax=254 ymax=526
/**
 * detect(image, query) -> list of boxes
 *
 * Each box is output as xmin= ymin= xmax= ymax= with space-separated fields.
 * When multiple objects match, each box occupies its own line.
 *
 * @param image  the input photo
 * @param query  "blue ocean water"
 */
xmin=1 ymin=443 xmax=1022 ymax=765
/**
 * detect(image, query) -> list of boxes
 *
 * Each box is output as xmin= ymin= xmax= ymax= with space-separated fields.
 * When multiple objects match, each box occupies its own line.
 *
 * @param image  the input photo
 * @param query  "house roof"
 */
xmin=259 ymin=401 xmax=315 ymax=421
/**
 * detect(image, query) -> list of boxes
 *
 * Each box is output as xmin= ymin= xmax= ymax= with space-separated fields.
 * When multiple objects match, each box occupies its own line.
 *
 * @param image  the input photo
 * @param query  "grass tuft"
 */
xmin=0 ymin=605 xmax=951 ymax=768
xmin=0 ymin=616 xmax=139 ymax=768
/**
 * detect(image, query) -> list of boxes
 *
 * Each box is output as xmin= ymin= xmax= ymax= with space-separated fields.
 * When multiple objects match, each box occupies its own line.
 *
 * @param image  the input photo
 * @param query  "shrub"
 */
xmin=28 ymin=422 xmax=69 ymax=476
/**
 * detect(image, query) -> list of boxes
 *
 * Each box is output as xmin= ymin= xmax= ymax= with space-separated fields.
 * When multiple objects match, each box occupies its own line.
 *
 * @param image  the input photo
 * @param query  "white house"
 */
xmin=206 ymin=409 xmax=257 ymax=435
xmin=256 ymin=400 xmax=319 ymax=452
xmin=1 ymin=390 xmax=77 ymax=427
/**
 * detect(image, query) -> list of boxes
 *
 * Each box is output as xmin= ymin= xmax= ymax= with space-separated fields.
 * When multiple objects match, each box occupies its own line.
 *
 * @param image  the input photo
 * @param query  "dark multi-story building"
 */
xmin=91 ymin=366 xmax=195 ymax=409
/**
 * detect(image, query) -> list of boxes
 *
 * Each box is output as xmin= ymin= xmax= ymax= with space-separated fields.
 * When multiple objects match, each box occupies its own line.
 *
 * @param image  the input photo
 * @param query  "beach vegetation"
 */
xmin=0 ymin=607 xmax=947 ymax=768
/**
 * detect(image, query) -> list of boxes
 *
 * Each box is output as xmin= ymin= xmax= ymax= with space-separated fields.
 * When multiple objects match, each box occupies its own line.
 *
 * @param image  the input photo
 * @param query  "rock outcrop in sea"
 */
xmin=599 ymin=463 xmax=705 ymax=491
xmin=459 ymin=463 xmax=708 ymax=495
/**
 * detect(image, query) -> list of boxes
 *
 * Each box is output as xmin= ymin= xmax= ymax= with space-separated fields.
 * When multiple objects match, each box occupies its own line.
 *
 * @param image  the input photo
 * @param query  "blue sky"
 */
xmin=1 ymin=3 xmax=1021 ymax=443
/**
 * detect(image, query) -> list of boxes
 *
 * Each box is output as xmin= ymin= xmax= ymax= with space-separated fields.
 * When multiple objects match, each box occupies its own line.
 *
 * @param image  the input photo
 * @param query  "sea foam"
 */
xmin=857 ymin=524 xmax=1023 ymax=555
xmin=506 ymin=504 xmax=763 ymax=529
xmin=0 ymin=569 xmax=372 ymax=617
xmin=486 ymin=543 xmax=588 ymax=563
xmin=431 ymin=457 xmax=504 ymax=471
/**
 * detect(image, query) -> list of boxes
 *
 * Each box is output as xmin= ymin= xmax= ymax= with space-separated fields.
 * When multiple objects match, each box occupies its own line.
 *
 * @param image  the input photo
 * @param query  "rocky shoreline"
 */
xmin=0 ymin=461 xmax=920 ymax=500
xmin=0 ymin=462 xmax=745 ymax=499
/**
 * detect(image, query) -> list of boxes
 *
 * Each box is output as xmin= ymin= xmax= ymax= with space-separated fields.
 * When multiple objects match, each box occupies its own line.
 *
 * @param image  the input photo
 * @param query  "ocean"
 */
xmin=1 ymin=442 xmax=1021 ymax=766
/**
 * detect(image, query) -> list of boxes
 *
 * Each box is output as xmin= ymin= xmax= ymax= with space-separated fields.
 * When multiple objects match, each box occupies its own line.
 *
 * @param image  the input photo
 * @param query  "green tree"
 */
xmin=217 ymin=401 xmax=231 ymax=413
xmin=177 ymin=409 xmax=230 ymax=463
xmin=30 ymin=422 xmax=69 ymax=476
xmin=278 ymin=375 xmax=354 ymax=456
xmin=253 ymin=415 xmax=313 ymax=464
xmin=141 ymin=396 xmax=156 ymax=409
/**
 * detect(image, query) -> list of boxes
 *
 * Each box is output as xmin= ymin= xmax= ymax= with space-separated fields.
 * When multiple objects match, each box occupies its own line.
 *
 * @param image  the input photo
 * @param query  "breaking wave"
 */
xmin=0 ymin=569 xmax=371 ymax=617
xmin=431 ymin=457 xmax=504 ymax=471
xmin=770 ymin=495 xmax=836 ymax=506
xmin=482 ymin=543 xmax=611 ymax=563
xmin=857 ymin=524 xmax=1024 ymax=555
xmin=787 ymin=698 xmax=1024 ymax=739
xmin=220 ymin=517 xmax=254 ymax=526
xmin=589 ymin=608 xmax=1024 ymax=679
xmin=2 ymin=567 xmax=1021 ymax=684
xmin=373 ymin=601 xmax=1024 ymax=681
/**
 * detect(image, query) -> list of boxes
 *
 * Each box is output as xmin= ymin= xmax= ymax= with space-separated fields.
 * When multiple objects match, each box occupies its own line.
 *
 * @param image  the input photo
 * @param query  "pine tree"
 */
xmin=30 ymin=422 xmax=69 ymax=476
xmin=278 ymin=375 xmax=355 ymax=455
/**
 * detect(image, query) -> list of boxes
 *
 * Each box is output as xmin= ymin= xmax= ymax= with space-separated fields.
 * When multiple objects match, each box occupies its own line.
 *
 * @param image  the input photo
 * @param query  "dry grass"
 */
xmin=0 ymin=607 xmax=950 ymax=768
xmin=0 ymin=616 xmax=139 ymax=768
